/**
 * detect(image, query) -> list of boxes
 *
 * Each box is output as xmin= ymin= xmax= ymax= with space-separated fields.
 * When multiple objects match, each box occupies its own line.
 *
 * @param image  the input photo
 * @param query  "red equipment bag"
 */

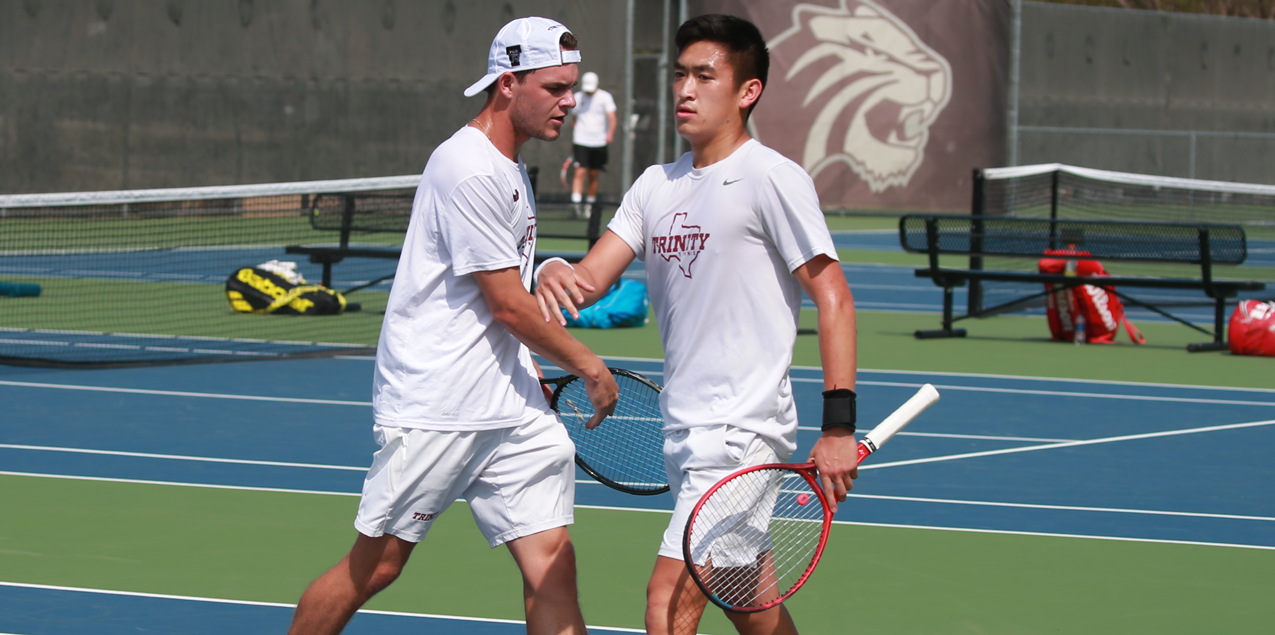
xmin=1039 ymin=249 xmax=1146 ymax=345
xmin=1227 ymin=300 xmax=1275 ymax=356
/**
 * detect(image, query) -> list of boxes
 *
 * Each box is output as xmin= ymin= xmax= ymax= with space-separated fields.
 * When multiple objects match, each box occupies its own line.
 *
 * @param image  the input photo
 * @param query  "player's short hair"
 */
xmin=675 ymin=14 xmax=769 ymax=117
xmin=486 ymin=32 xmax=580 ymax=96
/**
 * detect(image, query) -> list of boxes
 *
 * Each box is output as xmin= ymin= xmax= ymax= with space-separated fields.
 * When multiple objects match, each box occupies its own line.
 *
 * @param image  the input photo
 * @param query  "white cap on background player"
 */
xmin=464 ymin=17 xmax=583 ymax=98
xmin=581 ymin=71 xmax=599 ymax=94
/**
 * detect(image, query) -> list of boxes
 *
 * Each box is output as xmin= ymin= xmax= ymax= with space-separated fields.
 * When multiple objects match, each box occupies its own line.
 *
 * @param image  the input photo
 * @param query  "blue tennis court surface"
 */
xmin=2 ymin=230 xmax=1274 ymax=632
xmin=4 ymin=356 xmax=1273 ymax=547
xmin=3 ymin=351 xmax=1273 ymax=632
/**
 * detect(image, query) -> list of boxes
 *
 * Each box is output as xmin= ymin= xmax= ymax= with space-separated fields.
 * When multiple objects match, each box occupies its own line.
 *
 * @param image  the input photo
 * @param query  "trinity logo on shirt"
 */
xmin=652 ymin=213 xmax=709 ymax=279
xmin=518 ymin=214 xmax=536 ymax=263
xmin=513 ymin=189 xmax=520 ymax=202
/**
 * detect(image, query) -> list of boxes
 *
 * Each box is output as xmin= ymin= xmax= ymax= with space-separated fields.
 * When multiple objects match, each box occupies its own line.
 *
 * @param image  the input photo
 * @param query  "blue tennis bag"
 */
xmin=564 ymin=279 xmax=649 ymax=329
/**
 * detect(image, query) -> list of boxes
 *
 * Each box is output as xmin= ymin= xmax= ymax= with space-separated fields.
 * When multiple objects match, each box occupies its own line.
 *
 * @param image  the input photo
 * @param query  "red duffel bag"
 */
xmin=1040 ymin=249 xmax=1145 ymax=345
xmin=1228 ymin=300 xmax=1275 ymax=356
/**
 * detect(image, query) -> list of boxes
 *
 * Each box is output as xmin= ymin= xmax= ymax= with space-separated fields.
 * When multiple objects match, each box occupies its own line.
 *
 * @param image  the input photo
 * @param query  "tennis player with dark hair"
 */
xmin=287 ymin=17 xmax=618 ymax=635
xmin=535 ymin=13 xmax=858 ymax=635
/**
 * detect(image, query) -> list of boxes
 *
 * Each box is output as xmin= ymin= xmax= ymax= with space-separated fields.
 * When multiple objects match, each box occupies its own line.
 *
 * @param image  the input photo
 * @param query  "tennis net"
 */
xmin=977 ymin=163 xmax=1275 ymax=230
xmin=969 ymin=163 xmax=1275 ymax=317
xmin=0 ymin=175 xmax=424 ymax=366
xmin=1 ymin=173 xmax=610 ymax=367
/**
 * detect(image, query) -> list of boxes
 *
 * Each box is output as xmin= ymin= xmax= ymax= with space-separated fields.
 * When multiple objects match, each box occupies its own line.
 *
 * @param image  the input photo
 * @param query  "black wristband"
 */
xmin=821 ymin=388 xmax=856 ymax=433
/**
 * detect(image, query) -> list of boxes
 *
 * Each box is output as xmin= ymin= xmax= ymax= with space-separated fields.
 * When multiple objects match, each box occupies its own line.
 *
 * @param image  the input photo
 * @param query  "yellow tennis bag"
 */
xmin=225 ymin=260 xmax=348 ymax=315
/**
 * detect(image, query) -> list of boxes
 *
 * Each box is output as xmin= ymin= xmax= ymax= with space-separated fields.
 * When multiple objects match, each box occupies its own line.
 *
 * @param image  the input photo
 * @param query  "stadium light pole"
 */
xmin=1007 ymin=0 xmax=1022 ymax=167
xmin=622 ymin=0 xmax=636 ymax=192
xmin=656 ymin=0 xmax=671 ymax=166
xmin=672 ymin=0 xmax=688 ymax=160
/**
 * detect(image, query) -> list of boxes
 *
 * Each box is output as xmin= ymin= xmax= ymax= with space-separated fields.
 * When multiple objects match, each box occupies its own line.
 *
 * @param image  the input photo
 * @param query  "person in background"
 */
xmin=570 ymin=71 xmax=617 ymax=217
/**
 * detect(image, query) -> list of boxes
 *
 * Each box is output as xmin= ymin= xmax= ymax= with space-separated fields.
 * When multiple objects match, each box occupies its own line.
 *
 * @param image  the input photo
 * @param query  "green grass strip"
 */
xmin=1 ymin=475 xmax=1271 ymax=634
xmin=0 ymin=277 xmax=387 ymax=346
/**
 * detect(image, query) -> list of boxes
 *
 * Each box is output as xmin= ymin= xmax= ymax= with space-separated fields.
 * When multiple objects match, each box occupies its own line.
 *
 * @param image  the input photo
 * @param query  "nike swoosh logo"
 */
xmin=723 ymin=178 xmax=743 ymax=186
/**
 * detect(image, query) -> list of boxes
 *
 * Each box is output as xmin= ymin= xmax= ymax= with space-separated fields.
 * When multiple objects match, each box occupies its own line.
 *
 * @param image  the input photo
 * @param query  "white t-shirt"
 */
xmin=608 ymin=140 xmax=837 ymax=455
xmin=372 ymin=126 xmax=544 ymax=431
xmin=572 ymin=89 xmax=616 ymax=148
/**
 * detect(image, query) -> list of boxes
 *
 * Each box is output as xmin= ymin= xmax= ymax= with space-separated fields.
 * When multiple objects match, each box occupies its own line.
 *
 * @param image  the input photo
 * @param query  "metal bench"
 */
xmin=900 ymin=214 xmax=1268 ymax=352
xmin=285 ymin=170 xmax=609 ymax=289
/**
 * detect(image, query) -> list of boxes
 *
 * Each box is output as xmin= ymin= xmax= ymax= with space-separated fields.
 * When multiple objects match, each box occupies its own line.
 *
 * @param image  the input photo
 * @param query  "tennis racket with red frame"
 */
xmin=683 ymin=384 xmax=940 ymax=613
xmin=559 ymin=155 xmax=576 ymax=187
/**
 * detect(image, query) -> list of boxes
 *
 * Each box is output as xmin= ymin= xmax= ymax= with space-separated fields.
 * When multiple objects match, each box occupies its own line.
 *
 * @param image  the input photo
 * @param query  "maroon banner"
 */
xmin=690 ymin=0 xmax=1009 ymax=212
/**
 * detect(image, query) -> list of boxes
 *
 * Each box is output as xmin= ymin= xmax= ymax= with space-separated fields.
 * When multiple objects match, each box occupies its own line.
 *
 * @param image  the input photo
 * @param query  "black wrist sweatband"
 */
xmin=821 ymin=388 xmax=856 ymax=433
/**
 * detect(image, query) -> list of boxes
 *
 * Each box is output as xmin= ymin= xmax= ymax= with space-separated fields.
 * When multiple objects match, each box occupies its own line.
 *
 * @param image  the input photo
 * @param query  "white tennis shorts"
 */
xmin=354 ymin=411 xmax=575 ymax=547
xmin=657 ymin=425 xmax=791 ymax=561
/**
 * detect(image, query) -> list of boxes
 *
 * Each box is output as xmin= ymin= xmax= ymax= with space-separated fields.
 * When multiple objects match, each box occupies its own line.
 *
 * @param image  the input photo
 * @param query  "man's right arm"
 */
xmin=534 ymin=231 xmax=635 ymax=325
xmin=473 ymin=267 xmax=618 ymax=428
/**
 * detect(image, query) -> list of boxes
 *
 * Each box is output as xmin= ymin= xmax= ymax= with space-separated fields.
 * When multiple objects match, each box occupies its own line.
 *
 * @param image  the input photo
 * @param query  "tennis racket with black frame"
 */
xmin=683 ymin=384 xmax=941 ymax=613
xmin=541 ymin=367 xmax=668 ymax=495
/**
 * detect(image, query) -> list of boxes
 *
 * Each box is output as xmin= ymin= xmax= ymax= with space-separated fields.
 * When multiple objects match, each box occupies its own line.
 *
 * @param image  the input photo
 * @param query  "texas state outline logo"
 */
xmin=651 ymin=212 xmax=709 ymax=279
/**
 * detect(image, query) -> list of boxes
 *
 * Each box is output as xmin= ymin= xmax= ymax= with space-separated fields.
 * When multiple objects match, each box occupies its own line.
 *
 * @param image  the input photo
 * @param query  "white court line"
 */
xmin=0 ymin=444 xmax=367 ymax=471
xmin=0 ymin=380 xmax=370 ymax=406
xmin=794 ymin=428 xmax=1076 ymax=443
xmin=0 ymin=582 xmax=644 ymax=633
xmin=537 ymin=365 xmax=1275 ymax=414
xmin=863 ymin=418 xmax=1275 ymax=470
xmin=543 ymin=359 xmax=1275 ymax=395
xmin=0 ymin=471 xmax=361 ymax=497
xmin=820 ymin=366 xmax=1275 ymax=395
xmin=0 ymin=467 xmax=605 ymax=491
xmin=846 ymin=493 xmax=1275 ymax=523
xmin=828 ymin=520 xmax=1275 ymax=551
xmin=3 ymin=471 xmax=1270 ymax=552
xmin=788 ymin=377 xmax=1275 ymax=407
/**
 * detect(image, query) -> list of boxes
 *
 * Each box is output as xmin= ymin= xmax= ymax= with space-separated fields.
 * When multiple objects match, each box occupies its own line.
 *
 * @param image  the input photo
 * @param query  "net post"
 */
xmin=339 ymin=194 xmax=355 ymax=250
xmin=1049 ymin=169 xmax=1060 ymax=220
xmin=967 ymin=168 xmax=985 ymax=316
xmin=586 ymin=200 xmax=604 ymax=249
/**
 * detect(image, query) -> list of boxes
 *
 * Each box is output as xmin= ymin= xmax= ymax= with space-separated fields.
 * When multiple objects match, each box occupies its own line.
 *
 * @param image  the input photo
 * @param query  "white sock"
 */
xmin=585 ymin=196 xmax=596 ymax=203
xmin=571 ymin=193 xmax=582 ymax=203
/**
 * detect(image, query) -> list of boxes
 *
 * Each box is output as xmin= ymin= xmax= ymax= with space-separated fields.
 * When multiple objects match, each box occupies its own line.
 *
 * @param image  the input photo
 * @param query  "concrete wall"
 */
xmin=0 ymin=0 xmax=636 ymax=195
xmin=1015 ymin=2 xmax=1275 ymax=182
xmin=1019 ymin=2 xmax=1275 ymax=131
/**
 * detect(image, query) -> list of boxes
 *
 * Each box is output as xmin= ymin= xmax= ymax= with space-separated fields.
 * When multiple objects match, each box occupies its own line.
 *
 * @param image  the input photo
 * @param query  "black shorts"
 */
xmin=573 ymin=144 xmax=609 ymax=171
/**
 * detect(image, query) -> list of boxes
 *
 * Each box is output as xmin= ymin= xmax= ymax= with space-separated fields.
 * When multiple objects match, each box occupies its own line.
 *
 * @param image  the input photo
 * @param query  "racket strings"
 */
xmin=556 ymin=374 xmax=666 ymax=493
xmin=688 ymin=469 xmax=825 ymax=610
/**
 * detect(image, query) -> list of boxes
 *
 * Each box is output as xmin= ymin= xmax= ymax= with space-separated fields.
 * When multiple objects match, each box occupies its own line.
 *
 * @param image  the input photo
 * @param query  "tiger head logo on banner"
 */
xmin=756 ymin=0 xmax=952 ymax=193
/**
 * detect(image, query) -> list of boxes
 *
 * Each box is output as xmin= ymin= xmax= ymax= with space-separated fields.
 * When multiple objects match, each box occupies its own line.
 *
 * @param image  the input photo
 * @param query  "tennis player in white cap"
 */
xmin=287 ymin=17 xmax=615 ymax=635
xmin=569 ymin=71 xmax=617 ymax=216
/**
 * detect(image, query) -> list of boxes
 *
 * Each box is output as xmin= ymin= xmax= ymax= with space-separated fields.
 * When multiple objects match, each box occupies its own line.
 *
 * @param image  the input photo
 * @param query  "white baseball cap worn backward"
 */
xmin=464 ymin=17 xmax=583 ymax=98
xmin=581 ymin=71 xmax=599 ymax=93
